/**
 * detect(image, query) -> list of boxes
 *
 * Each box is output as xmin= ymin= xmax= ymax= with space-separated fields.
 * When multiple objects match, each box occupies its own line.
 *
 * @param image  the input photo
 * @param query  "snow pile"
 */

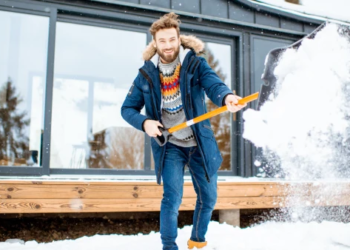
xmin=244 ymin=23 xmax=350 ymax=179
xmin=1 ymin=221 xmax=350 ymax=250
xmin=243 ymin=23 xmax=350 ymax=220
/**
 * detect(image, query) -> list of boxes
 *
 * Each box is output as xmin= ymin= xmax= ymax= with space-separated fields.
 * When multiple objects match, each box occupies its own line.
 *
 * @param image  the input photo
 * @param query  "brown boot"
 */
xmin=187 ymin=239 xmax=207 ymax=249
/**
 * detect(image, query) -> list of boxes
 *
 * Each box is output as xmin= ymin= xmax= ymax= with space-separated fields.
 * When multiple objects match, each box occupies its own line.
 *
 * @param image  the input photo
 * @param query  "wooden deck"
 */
xmin=0 ymin=179 xmax=349 ymax=213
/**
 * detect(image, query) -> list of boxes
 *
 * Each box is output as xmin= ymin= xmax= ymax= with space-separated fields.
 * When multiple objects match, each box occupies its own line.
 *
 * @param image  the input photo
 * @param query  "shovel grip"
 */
xmin=154 ymin=127 xmax=169 ymax=147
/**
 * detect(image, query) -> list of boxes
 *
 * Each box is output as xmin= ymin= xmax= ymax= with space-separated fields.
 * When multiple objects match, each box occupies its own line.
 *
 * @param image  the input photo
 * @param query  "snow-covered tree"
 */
xmin=0 ymin=78 xmax=30 ymax=165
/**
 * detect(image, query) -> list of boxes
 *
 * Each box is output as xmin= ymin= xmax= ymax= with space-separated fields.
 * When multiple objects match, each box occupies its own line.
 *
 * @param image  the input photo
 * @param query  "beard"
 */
xmin=157 ymin=46 xmax=180 ymax=64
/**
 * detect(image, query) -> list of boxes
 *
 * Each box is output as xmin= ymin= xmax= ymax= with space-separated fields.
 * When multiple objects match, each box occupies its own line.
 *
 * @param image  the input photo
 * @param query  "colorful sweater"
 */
xmin=159 ymin=56 xmax=197 ymax=147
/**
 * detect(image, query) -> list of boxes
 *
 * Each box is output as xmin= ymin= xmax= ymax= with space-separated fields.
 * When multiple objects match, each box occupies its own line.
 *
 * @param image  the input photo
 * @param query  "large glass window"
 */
xmin=203 ymin=42 xmax=233 ymax=171
xmin=0 ymin=10 xmax=49 ymax=167
xmin=51 ymin=22 xmax=146 ymax=169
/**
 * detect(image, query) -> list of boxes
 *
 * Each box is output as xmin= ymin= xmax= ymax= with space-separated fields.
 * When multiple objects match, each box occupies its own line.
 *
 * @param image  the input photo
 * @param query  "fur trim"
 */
xmin=142 ymin=35 xmax=205 ymax=61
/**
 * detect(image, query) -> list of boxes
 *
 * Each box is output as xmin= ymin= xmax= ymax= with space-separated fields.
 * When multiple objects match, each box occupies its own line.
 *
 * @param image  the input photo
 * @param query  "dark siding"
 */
xmin=201 ymin=0 xmax=228 ymax=19
xmin=304 ymin=23 xmax=318 ymax=34
xmin=125 ymin=0 xmax=139 ymax=3
xmin=281 ymin=18 xmax=303 ymax=32
xmin=242 ymin=32 xmax=251 ymax=177
xmin=139 ymin=0 xmax=170 ymax=9
xmin=172 ymin=0 xmax=200 ymax=14
xmin=228 ymin=1 xmax=254 ymax=23
xmin=93 ymin=0 xmax=319 ymax=33
xmin=255 ymin=12 xmax=280 ymax=28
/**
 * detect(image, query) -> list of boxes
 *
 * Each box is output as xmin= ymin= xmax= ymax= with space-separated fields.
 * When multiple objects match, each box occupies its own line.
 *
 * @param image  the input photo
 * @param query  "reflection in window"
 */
xmin=203 ymin=43 xmax=232 ymax=171
xmin=0 ymin=11 xmax=48 ymax=167
xmin=51 ymin=22 xmax=146 ymax=169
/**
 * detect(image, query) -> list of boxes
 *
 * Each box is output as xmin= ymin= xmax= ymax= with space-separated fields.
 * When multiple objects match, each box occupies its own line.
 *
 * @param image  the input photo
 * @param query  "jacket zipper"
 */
xmin=185 ymin=57 xmax=210 ymax=183
xmin=139 ymin=68 xmax=164 ymax=183
xmin=139 ymin=69 xmax=159 ymax=120
xmin=191 ymin=60 xmax=200 ymax=74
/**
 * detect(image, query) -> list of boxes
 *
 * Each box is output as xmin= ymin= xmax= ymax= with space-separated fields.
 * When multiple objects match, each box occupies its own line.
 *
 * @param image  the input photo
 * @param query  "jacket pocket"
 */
xmin=198 ymin=124 xmax=215 ymax=141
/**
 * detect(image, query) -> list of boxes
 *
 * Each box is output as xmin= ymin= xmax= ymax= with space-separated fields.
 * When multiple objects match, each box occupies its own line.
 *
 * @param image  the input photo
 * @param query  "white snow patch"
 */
xmin=1 ymin=221 xmax=350 ymax=250
xmin=243 ymin=23 xmax=350 ymax=180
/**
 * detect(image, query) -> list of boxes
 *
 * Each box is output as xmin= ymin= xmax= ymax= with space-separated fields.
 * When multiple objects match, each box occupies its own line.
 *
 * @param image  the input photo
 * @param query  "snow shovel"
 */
xmin=155 ymin=92 xmax=259 ymax=146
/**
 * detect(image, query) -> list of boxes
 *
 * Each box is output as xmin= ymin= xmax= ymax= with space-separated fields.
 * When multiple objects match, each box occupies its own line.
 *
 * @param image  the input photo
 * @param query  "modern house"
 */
xmin=0 ymin=0 xmax=324 ymax=179
xmin=5 ymin=0 xmax=347 ymax=220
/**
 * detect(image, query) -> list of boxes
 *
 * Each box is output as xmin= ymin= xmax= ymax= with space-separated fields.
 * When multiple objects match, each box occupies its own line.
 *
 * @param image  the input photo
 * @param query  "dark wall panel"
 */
xmin=281 ymin=18 xmax=303 ymax=32
xmin=251 ymin=36 xmax=294 ymax=94
xmin=201 ymin=0 xmax=228 ymax=19
xmin=228 ymin=1 xmax=254 ymax=23
xmin=255 ymin=12 xmax=279 ymax=28
xmin=304 ymin=24 xmax=318 ymax=34
xmin=120 ymin=0 xmax=139 ymax=3
xmin=172 ymin=0 xmax=200 ymax=14
xmin=140 ymin=0 xmax=170 ymax=9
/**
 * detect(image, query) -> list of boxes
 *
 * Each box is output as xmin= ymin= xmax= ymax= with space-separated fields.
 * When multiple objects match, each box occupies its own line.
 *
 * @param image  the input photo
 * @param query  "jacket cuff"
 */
xmin=222 ymin=93 xmax=234 ymax=106
xmin=141 ymin=118 xmax=150 ymax=132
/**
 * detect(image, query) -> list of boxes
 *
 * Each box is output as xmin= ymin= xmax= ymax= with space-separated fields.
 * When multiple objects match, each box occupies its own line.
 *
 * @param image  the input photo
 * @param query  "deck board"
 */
xmin=0 ymin=180 xmax=349 ymax=213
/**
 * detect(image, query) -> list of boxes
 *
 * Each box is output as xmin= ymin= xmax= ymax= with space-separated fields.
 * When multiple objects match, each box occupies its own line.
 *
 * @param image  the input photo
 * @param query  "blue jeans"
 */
xmin=160 ymin=143 xmax=218 ymax=250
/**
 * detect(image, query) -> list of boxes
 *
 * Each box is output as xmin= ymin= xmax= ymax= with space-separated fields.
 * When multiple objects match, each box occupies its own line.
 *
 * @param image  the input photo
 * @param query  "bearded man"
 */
xmin=121 ymin=12 xmax=245 ymax=250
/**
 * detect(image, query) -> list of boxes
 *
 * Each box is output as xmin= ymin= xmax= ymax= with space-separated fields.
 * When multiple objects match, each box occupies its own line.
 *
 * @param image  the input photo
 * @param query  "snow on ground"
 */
xmin=1 ymin=221 xmax=350 ymax=250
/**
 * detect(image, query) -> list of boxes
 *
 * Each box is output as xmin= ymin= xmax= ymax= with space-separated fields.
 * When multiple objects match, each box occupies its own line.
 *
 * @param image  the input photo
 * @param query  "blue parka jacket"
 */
xmin=121 ymin=35 xmax=233 ymax=184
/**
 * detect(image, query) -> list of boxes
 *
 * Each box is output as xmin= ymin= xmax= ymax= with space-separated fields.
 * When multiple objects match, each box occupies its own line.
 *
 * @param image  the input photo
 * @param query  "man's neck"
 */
xmin=158 ymin=56 xmax=180 ymax=73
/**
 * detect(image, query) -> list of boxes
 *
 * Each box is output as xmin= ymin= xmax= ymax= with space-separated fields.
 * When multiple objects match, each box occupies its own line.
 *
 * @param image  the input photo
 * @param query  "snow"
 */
xmin=241 ymin=21 xmax=350 ymax=234
xmin=0 ymin=174 xmax=287 ymax=183
xmin=243 ymin=23 xmax=350 ymax=180
xmin=253 ymin=0 xmax=350 ymax=24
xmin=1 ymin=221 xmax=350 ymax=250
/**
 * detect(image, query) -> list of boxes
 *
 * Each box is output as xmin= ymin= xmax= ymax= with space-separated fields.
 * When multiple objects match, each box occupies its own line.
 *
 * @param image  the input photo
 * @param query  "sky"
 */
xmin=253 ymin=0 xmax=350 ymax=24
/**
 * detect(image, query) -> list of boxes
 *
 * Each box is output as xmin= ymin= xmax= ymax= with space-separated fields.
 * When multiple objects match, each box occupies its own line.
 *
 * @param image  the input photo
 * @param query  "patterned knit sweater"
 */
xmin=159 ymin=56 xmax=197 ymax=147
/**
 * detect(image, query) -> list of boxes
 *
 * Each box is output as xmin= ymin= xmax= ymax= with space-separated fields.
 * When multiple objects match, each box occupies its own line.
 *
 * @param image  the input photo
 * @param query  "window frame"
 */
xmin=0 ymin=2 xmax=54 ymax=176
xmin=51 ymin=11 xmax=152 ymax=176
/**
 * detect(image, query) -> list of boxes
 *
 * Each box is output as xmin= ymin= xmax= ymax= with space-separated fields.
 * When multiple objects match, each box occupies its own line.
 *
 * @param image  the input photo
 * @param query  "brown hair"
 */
xmin=149 ymin=12 xmax=181 ymax=39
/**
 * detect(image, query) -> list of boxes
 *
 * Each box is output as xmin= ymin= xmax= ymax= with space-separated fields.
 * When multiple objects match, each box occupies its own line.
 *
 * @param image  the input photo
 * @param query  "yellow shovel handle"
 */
xmin=168 ymin=92 xmax=259 ymax=134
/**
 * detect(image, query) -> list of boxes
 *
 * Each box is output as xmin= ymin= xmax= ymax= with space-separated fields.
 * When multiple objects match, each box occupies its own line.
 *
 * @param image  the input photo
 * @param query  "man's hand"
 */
xmin=143 ymin=120 xmax=163 ymax=137
xmin=225 ymin=94 xmax=247 ymax=113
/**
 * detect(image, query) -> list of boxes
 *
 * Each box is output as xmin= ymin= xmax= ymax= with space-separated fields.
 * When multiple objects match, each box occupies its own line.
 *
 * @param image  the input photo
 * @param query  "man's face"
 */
xmin=154 ymin=28 xmax=181 ymax=64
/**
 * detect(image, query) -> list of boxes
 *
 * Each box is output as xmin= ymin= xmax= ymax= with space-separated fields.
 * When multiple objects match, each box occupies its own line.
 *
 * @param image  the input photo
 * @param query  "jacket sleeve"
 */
xmin=121 ymin=73 xmax=149 ymax=132
xmin=198 ymin=57 xmax=234 ymax=107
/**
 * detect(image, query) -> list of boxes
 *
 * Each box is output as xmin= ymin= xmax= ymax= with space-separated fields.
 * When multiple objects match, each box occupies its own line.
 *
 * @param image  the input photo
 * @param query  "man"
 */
xmin=121 ymin=12 xmax=245 ymax=250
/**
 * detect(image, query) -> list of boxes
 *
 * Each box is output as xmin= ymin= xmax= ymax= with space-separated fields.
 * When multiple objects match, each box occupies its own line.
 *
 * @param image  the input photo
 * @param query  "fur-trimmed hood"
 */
xmin=142 ymin=35 xmax=205 ymax=62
